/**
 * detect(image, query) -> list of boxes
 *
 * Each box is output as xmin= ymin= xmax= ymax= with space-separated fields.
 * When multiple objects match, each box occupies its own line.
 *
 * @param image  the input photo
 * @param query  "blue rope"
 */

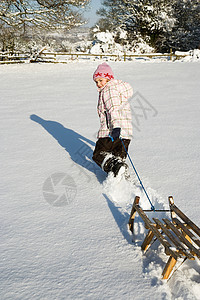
xmin=120 ymin=138 xmax=155 ymax=211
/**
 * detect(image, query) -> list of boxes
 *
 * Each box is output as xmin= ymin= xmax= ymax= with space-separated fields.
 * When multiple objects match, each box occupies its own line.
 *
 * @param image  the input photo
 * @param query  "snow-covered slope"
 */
xmin=1 ymin=61 xmax=200 ymax=299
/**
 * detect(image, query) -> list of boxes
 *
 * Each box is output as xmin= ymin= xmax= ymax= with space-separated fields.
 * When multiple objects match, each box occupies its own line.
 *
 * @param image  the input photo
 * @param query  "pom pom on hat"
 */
xmin=93 ymin=63 xmax=114 ymax=81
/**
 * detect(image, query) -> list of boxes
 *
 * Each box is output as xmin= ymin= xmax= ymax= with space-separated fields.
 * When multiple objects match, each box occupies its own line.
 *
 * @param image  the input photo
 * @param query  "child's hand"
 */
xmin=111 ymin=128 xmax=121 ymax=140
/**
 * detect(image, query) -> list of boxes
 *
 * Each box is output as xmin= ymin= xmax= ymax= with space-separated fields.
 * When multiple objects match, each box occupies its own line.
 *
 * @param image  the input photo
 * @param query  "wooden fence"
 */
xmin=0 ymin=49 xmax=188 ymax=64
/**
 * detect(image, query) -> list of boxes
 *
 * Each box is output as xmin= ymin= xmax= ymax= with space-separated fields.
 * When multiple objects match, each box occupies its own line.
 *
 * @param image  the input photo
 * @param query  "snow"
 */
xmin=1 ymin=60 xmax=200 ymax=299
xmin=175 ymin=50 xmax=200 ymax=62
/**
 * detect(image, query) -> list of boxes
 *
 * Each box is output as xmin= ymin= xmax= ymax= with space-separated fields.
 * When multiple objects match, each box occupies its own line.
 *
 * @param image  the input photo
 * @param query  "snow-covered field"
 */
xmin=1 ymin=60 xmax=200 ymax=299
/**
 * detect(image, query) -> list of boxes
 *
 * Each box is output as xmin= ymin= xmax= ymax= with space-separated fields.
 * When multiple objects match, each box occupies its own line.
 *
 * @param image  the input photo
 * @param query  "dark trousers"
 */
xmin=92 ymin=137 xmax=130 ymax=169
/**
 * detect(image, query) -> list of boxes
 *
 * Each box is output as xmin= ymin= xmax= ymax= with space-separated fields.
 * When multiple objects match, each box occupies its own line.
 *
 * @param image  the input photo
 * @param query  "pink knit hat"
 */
xmin=93 ymin=63 xmax=114 ymax=81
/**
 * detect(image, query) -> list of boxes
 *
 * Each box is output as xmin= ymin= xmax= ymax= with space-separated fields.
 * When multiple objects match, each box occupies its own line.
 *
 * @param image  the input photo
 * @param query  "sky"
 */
xmin=84 ymin=0 xmax=102 ymax=27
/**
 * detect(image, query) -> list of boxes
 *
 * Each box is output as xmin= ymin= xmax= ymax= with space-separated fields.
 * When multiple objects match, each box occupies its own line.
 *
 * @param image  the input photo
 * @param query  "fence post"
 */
xmin=170 ymin=48 xmax=173 ymax=61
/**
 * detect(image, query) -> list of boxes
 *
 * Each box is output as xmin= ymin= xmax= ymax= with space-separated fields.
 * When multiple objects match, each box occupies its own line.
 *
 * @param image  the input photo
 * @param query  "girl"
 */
xmin=92 ymin=62 xmax=133 ymax=177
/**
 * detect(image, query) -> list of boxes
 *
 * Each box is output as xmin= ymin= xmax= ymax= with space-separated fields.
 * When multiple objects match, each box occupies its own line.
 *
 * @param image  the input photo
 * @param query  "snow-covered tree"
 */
xmin=96 ymin=0 xmax=200 ymax=52
xmin=0 ymin=0 xmax=90 ymax=52
xmin=97 ymin=0 xmax=175 ymax=51
xmin=0 ymin=0 xmax=89 ymax=32
xmin=167 ymin=0 xmax=200 ymax=51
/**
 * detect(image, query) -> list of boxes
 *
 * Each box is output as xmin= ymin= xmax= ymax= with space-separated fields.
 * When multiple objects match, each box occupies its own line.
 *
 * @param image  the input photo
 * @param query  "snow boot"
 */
xmin=112 ymin=159 xmax=128 ymax=177
xmin=102 ymin=155 xmax=128 ymax=177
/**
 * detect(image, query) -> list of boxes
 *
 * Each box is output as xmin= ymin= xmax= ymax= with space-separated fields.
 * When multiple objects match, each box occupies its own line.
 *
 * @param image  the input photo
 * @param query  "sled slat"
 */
xmin=169 ymin=202 xmax=200 ymax=237
xmin=134 ymin=205 xmax=180 ymax=259
xmin=153 ymin=218 xmax=194 ymax=260
xmin=163 ymin=218 xmax=200 ymax=259
xmin=173 ymin=218 xmax=200 ymax=248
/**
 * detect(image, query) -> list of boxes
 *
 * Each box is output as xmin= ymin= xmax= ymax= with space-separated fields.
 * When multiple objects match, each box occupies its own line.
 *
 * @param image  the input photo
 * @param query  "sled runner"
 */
xmin=129 ymin=196 xmax=200 ymax=279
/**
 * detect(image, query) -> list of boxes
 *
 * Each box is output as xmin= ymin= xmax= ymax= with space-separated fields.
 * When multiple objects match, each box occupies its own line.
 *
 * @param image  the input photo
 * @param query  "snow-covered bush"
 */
xmin=89 ymin=26 xmax=155 ymax=55
xmin=130 ymin=36 xmax=155 ymax=54
xmin=176 ymin=49 xmax=200 ymax=62
xmin=90 ymin=28 xmax=124 ymax=54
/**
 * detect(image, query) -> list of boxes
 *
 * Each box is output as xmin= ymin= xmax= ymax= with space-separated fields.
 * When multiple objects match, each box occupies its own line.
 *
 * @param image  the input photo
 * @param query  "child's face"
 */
xmin=95 ymin=78 xmax=109 ymax=89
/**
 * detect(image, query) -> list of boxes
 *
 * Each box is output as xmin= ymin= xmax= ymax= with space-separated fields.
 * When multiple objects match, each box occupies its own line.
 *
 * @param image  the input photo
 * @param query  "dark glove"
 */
xmin=111 ymin=127 xmax=121 ymax=140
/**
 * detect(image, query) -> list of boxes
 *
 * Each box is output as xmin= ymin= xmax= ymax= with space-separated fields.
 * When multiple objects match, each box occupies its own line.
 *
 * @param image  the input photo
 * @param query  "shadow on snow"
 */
xmin=103 ymin=193 xmax=133 ymax=244
xmin=30 ymin=114 xmax=105 ymax=183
